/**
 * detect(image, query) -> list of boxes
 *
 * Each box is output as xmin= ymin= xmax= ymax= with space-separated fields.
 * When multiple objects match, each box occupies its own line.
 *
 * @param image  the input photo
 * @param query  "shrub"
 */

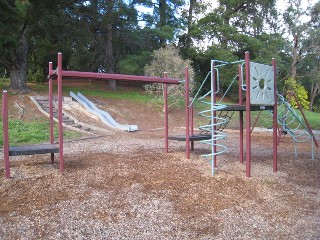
xmin=283 ymin=77 xmax=310 ymax=110
xmin=144 ymin=45 xmax=195 ymax=107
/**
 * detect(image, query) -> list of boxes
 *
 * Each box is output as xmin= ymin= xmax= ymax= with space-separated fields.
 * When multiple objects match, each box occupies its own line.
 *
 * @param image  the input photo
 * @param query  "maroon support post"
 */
xmin=164 ymin=72 xmax=169 ymax=153
xmin=272 ymin=58 xmax=278 ymax=172
xmin=245 ymin=52 xmax=251 ymax=177
xmin=185 ymin=67 xmax=190 ymax=159
xmin=2 ymin=91 xmax=10 ymax=179
xmin=57 ymin=53 xmax=64 ymax=172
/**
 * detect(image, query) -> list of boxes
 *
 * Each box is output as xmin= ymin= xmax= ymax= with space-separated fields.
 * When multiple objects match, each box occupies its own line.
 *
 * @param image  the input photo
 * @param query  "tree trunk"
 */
xmin=106 ymin=1 xmax=116 ymax=90
xmin=222 ymin=5 xmax=231 ymax=48
xmin=9 ymin=33 xmax=29 ymax=93
xmin=186 ymin=0 xmax=194 ymax=48
xmin=309 ymin=82 xmax=319 ymax=111
xmin=159 ymin=0 xmax=166 ymax=46
xmin=106 ymin=27 xmax=116 ymax=90
xmin=290 ymin=33 xmax=299 ymax=80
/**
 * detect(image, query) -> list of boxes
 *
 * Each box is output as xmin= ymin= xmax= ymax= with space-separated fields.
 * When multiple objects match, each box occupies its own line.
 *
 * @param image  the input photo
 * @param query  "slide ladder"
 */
xmin=70 ymin=91 xmax=138 ymax=132
xmin=276 ymin=92 xmax=318 ymax=158
xmin=216 ymin=110 xmax=234 ymax=131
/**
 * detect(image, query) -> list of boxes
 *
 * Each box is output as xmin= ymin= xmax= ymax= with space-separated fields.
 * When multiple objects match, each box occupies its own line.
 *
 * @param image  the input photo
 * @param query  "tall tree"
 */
xmin=0 ymin=0 xmax=61 ymax=92
xmin=0 ymin=1 xmax=32 ymax=92
xmin=299 ymin=1 xmax=320 ymax=111
xmin=308 ymin=65 xmax=320 ymax=111
xmin=69 ymin=0 xmax=139 ymax=90
xmin=105 ymin=0 xmax=116 ymax=90
xmin=195 ymin=0 xmax=277 ymax=54
xmin=282 ymin=0 xmax=310 ymax=80
xmin=179 ymin=0 xmax=207 ymax=51
xmin=190 ymin=0 xmax=279 ymax=95
xmin=136 ymin=0 xmax=186 ymax=46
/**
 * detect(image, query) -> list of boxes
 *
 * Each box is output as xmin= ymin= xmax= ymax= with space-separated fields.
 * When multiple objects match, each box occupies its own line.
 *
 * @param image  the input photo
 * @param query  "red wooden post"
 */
xmin=245 ymin=52 xmax=251 ymax=177
xmin=57 ymin=53 xmax=64 ymax=172
xmin=2 ymin=91 xmax=10 ymax=179
xmin=272 ymin=58 xmax=278 ymax=173
xmin=49 ymin=62 xmax=54 ymax=163
xmin=185 ymin=67 xmax=190 ymax=159
xmin=238 ymin=65 xmax=244 ymax=164
xmin=164 ymin=72 xmax=169 ymax=153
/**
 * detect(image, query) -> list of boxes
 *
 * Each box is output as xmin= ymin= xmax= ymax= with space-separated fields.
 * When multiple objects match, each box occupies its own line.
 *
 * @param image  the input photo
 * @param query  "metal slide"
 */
xmin=70 ymin=91 xmax=138 ymax=132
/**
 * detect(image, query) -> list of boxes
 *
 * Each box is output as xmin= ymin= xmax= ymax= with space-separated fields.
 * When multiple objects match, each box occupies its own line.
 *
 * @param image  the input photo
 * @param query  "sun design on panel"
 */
xmin=250 ymin=62 xmax=275 ymax=105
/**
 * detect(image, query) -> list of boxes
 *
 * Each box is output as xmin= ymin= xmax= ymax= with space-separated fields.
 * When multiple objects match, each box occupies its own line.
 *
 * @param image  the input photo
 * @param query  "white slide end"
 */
xmin=70 ymin=91 xmax=138 ymax=132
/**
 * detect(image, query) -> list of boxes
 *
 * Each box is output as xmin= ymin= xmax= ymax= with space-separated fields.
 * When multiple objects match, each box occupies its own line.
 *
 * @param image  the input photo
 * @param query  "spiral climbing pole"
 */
xmin=192 ymin=59 xmax=243 ymax=175
xmin=277 ymin=92 xmax=319 ymax=159
xmin=197 ymin=95 xmax=227 ymax=176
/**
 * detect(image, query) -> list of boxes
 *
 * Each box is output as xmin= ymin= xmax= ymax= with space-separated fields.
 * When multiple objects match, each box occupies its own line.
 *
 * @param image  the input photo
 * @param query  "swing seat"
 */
xmin=9 ymin=143 xmax=59 ymax=156
xmin=168 ymin=134 xmax=211 ymax=142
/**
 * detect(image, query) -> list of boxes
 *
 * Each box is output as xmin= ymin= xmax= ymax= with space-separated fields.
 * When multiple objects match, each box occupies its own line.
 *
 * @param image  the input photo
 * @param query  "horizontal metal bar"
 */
xmin=50 ymin=70 xmax=181 ymax=84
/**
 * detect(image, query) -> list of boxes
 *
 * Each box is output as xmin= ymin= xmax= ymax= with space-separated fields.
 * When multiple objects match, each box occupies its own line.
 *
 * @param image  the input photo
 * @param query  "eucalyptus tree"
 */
xmin=280 ymin=0 xmax=320 ymax=111
xmin=304 ymin=61 xmax=320 ymax=111
xmin=298 ymin=1 xmax=320 ymax=111
xmin=282 ymin=0 xmax=310 ymax=80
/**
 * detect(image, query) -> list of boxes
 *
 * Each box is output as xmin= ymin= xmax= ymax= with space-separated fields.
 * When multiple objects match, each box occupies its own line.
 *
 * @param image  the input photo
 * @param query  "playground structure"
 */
xmin=165 ymin=52 xmax=277 ymax=177
xmin=2 ymin=52 xmax=180 ymax=179
xmin=2 ymin=51 xmax=318 ymax=179
xmin=166 ymin=51 xmax=318 ymax=177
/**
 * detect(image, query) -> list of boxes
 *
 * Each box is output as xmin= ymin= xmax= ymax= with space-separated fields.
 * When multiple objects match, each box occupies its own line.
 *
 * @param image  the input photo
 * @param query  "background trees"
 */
xmin=0 ymin=0 xmax=32 ymax=92
xmin=0 ymin=0 xmax=319 ymax=111
xmin=281 ymin=0 xmax=320 ymax=110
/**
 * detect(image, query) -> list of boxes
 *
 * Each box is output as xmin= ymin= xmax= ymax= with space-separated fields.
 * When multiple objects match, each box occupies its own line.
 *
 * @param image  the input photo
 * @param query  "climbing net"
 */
xmin=277 ymin=93 xmax=317 ymax=158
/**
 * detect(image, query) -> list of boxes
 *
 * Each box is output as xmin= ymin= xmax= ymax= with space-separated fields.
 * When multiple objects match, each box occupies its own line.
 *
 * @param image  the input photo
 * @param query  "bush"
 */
xmin=283 ymin=77 xmax=310 ymax=110
xmin=144 ymin=45 xmax=195 ymax=106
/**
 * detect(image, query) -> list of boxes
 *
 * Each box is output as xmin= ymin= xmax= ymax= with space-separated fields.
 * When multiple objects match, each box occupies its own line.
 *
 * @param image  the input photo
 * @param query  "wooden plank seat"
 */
xmin=168 ymin=134 xmax=211 ymax=142
xmin=9 ymin=143 xmax=59 ymax=156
